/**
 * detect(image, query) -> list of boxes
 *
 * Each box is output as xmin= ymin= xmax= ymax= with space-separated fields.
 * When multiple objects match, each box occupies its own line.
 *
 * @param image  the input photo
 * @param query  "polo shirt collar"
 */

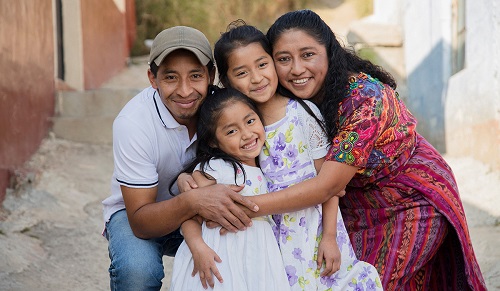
xmin=152 ymin=89 xmax=182 ymax=129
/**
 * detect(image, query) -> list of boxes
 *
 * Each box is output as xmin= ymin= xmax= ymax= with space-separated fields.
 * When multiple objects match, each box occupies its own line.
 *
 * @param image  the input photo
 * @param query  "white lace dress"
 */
xmin=170 ymin=159 xmax=289 ymax=291
xmin=259 ymin=99 xmax=383 ymax=290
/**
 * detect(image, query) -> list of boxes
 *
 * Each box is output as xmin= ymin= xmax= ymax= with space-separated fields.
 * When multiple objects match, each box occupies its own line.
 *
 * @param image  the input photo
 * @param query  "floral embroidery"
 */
xmin=330 ymin=131 xmax=363 ymax=164
xmin=327 ymin=72 xmax=416 ymax=173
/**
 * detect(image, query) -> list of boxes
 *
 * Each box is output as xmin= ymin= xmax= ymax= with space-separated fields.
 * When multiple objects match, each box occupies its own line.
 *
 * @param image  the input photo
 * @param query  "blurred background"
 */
xmin=0 ymin=0 xmax=375 ymax=205
xmin=130 ymin=0 xmax=372 ymax=56
xmin=1 ymin=0 xmax=498 ymax=201
xmin=0 ymin=0 xmax=499 ymax=290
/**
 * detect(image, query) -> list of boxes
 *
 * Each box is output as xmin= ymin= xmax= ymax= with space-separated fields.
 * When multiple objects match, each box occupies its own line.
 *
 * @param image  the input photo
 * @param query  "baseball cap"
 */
xmin=148 ymin=26 xmax=214 ymax=67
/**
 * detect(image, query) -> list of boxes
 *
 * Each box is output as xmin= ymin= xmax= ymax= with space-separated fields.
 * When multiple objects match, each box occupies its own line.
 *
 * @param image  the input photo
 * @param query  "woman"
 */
xmin=263 ymin=9 xmax=486 ymax=291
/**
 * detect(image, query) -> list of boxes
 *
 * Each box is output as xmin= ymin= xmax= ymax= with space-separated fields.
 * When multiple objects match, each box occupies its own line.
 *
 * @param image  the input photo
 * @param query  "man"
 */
xmin=102 ymin=26 xmax=258 ymax=291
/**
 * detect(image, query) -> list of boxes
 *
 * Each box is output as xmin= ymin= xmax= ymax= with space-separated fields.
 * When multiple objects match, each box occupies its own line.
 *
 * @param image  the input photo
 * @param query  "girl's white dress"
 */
xmin=169 ymin=159 xmax=289 ymax=291
xmin=259 ymin=99 xmax=383 ymax=290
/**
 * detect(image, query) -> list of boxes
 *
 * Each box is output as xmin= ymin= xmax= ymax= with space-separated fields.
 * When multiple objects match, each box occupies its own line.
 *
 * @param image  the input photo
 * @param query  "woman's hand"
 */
xmin=317 ymin=233 xmax=341 ymax=277
xmin=336 ymin=188 xmax=346 ymax=197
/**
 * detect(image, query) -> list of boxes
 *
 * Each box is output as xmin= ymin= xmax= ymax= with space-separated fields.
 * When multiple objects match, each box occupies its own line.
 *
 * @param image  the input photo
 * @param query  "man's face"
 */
xmin=148 ymin=49 xmax=213 ymax=125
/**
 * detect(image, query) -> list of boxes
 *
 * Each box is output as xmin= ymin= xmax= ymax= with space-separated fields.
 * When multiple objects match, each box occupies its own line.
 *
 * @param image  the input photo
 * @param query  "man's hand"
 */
xmin=190 ymin=184 xmax=259 ymax=233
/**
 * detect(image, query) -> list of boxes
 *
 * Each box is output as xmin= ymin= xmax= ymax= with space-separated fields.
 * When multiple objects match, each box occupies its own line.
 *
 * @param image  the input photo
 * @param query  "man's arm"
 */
xmin=122 ymin=183 xmax=258 ymax=239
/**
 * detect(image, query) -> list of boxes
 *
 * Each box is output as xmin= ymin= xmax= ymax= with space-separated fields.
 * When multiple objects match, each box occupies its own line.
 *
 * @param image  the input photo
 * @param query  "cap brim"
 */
xmin=153 ymin=46 xmax=211 ymax=66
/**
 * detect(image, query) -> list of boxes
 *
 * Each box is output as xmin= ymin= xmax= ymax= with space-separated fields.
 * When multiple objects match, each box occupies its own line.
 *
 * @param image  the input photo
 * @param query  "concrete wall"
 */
xmin=403 ymin=0 xmax=500 ymax=169
xmin=0 ymin=0 xmax=55 ymax=202
xmin=81 ymin=0 xmax=131 ymax=89
xmin=63 ymin=0 xmax=133 ymax=90
xmin=403 ymin=0 xmax=451 ymax=153
xmin=349 ymin=0 xmax=500 ymax=170
xmin=444 ymin=0 xmax=500 ymax=170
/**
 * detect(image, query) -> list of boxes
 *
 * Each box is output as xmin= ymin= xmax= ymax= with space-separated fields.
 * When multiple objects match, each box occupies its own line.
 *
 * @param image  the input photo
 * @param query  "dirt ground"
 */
xmin=0 ymin=133 xmax=499 ymax=291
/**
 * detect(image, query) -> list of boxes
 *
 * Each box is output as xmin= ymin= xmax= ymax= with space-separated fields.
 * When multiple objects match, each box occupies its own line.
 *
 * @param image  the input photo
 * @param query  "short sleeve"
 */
xmin=194 ymin=159 xmax=244 ymax=185
xmin=300 ymin=100 xmax=329 ymax=159
xmin=113 ymin=115 xmax=158 ymax=188
xmin=194 ymin=160 xmax=221 ymax=181
xmin=325 ymin=76 xmax=387 ymax=168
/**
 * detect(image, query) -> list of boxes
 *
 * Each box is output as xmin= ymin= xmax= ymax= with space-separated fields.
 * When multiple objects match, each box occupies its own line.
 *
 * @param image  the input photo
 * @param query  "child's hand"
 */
xmin=317 ymin=233 xmax=341 ymax=277
xmin=191 ymin=243 xmax=223 ymax=289
xmin=177 ymin=172 xmax=198 ymax=192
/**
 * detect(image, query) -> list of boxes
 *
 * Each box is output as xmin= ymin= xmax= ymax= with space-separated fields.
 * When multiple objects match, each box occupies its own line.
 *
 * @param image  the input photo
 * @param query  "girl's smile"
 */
xmin=214 ymin=101 xmax=265 ymax=167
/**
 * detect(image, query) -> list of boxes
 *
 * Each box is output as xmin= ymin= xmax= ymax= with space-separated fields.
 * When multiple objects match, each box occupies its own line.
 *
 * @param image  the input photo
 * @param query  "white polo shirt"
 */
xmin=102 ymin=86 xmax=197 ymax=222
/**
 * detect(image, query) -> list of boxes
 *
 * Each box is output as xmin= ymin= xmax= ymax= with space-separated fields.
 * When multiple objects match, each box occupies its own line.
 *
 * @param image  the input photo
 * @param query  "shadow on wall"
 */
xmin=406 ymin=40 xmax=447 ymax=153
xmin=346 ymin=17 xmax=448 ymax=153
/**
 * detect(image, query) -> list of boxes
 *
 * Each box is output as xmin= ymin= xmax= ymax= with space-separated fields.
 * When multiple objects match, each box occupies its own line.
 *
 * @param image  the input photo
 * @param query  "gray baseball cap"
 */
xmin=148 ymin=26 xmax=213 ymax=66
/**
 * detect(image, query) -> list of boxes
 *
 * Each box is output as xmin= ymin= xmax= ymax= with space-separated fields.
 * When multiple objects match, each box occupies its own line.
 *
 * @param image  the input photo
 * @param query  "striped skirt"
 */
xmin=340 ymin=136 xmax=486 ymax=290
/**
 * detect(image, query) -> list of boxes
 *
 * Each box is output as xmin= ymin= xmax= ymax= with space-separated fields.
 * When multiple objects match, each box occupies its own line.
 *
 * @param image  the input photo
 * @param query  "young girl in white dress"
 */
xmin=213 ymin=22 xmax=383 ymax=290
xmin=169 ymin=87 xmax=289 ymax=291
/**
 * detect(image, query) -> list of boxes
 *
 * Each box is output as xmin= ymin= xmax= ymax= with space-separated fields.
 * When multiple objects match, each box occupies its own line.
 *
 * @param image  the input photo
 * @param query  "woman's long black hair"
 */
xmin=267 ymin=9 xmax=396 ymax=140
xmin=169 ymin=87 xmax=262 ymax=195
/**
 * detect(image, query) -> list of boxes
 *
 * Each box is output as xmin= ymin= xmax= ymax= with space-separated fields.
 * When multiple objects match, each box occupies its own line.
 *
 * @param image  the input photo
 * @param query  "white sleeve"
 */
xmin=113 ymin=115 xmax=158 ymax=188
xmin=300 ymin=100 xmax=330 ymax=160
xmin=194 ymin=159 xmax=243 ymax=185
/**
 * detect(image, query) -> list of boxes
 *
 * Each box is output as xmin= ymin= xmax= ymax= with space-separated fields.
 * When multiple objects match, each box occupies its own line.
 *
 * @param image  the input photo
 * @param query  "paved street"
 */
xmin=0 ymin=134 xmax=498 ymax=290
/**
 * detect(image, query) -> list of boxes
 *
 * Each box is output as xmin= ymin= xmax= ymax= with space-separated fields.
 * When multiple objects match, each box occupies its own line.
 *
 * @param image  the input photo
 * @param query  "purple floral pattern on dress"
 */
xmin=259 ymin=99 xmax=382 ymax=290
xmin=292 ymin=248 xmax=306 ymax=261
xmin=286 ymin=265 xmax=298 ymax=286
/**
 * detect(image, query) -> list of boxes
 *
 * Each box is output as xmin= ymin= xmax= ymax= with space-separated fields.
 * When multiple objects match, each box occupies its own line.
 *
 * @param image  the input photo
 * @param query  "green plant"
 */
xmin=132 ymin=0 xmax=313 ymax=56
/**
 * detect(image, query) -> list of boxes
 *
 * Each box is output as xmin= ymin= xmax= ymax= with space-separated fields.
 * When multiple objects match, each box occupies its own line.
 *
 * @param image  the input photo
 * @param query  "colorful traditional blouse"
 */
xmin=325 ymin=72 xmax=486 ymax=290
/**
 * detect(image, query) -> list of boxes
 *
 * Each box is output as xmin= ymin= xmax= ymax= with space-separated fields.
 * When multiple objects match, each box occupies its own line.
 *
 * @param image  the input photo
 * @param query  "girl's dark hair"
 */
xmin=214 ymin=19 xmax=328 ymax=136
xmin=214 ymin=20 xmax=273 ymax=88
xmin=267 ymin=9 xmax=396 ymax=140
xmin=169 ymin=87 xmax=263 ymax=195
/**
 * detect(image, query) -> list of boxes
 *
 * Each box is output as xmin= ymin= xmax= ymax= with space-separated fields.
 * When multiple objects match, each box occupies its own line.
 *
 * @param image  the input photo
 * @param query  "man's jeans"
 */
xmin=105 ymin=209 xmax=183 ymax=291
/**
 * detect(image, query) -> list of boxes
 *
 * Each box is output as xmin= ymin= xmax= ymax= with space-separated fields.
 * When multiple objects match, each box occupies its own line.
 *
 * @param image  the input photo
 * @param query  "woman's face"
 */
xmin=272 ymin=29 xmax=328 ymax=100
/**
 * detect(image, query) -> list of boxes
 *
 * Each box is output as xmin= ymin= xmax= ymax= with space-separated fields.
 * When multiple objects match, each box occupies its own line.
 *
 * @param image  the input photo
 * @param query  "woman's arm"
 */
xmin=249 ymin=160 xmax=357 ymax=216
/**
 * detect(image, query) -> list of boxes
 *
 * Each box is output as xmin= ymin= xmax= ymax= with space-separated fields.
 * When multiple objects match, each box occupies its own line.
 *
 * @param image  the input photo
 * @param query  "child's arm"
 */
xmin=317 ymin=196 xmax=341 ymax=276
xmin=314 ymin=158 xmax=342 ymax=277
xmin=182 ymin=216 xmax=223 ymax=288
xmin=181 ymin=170 xmax=223 ymax=288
